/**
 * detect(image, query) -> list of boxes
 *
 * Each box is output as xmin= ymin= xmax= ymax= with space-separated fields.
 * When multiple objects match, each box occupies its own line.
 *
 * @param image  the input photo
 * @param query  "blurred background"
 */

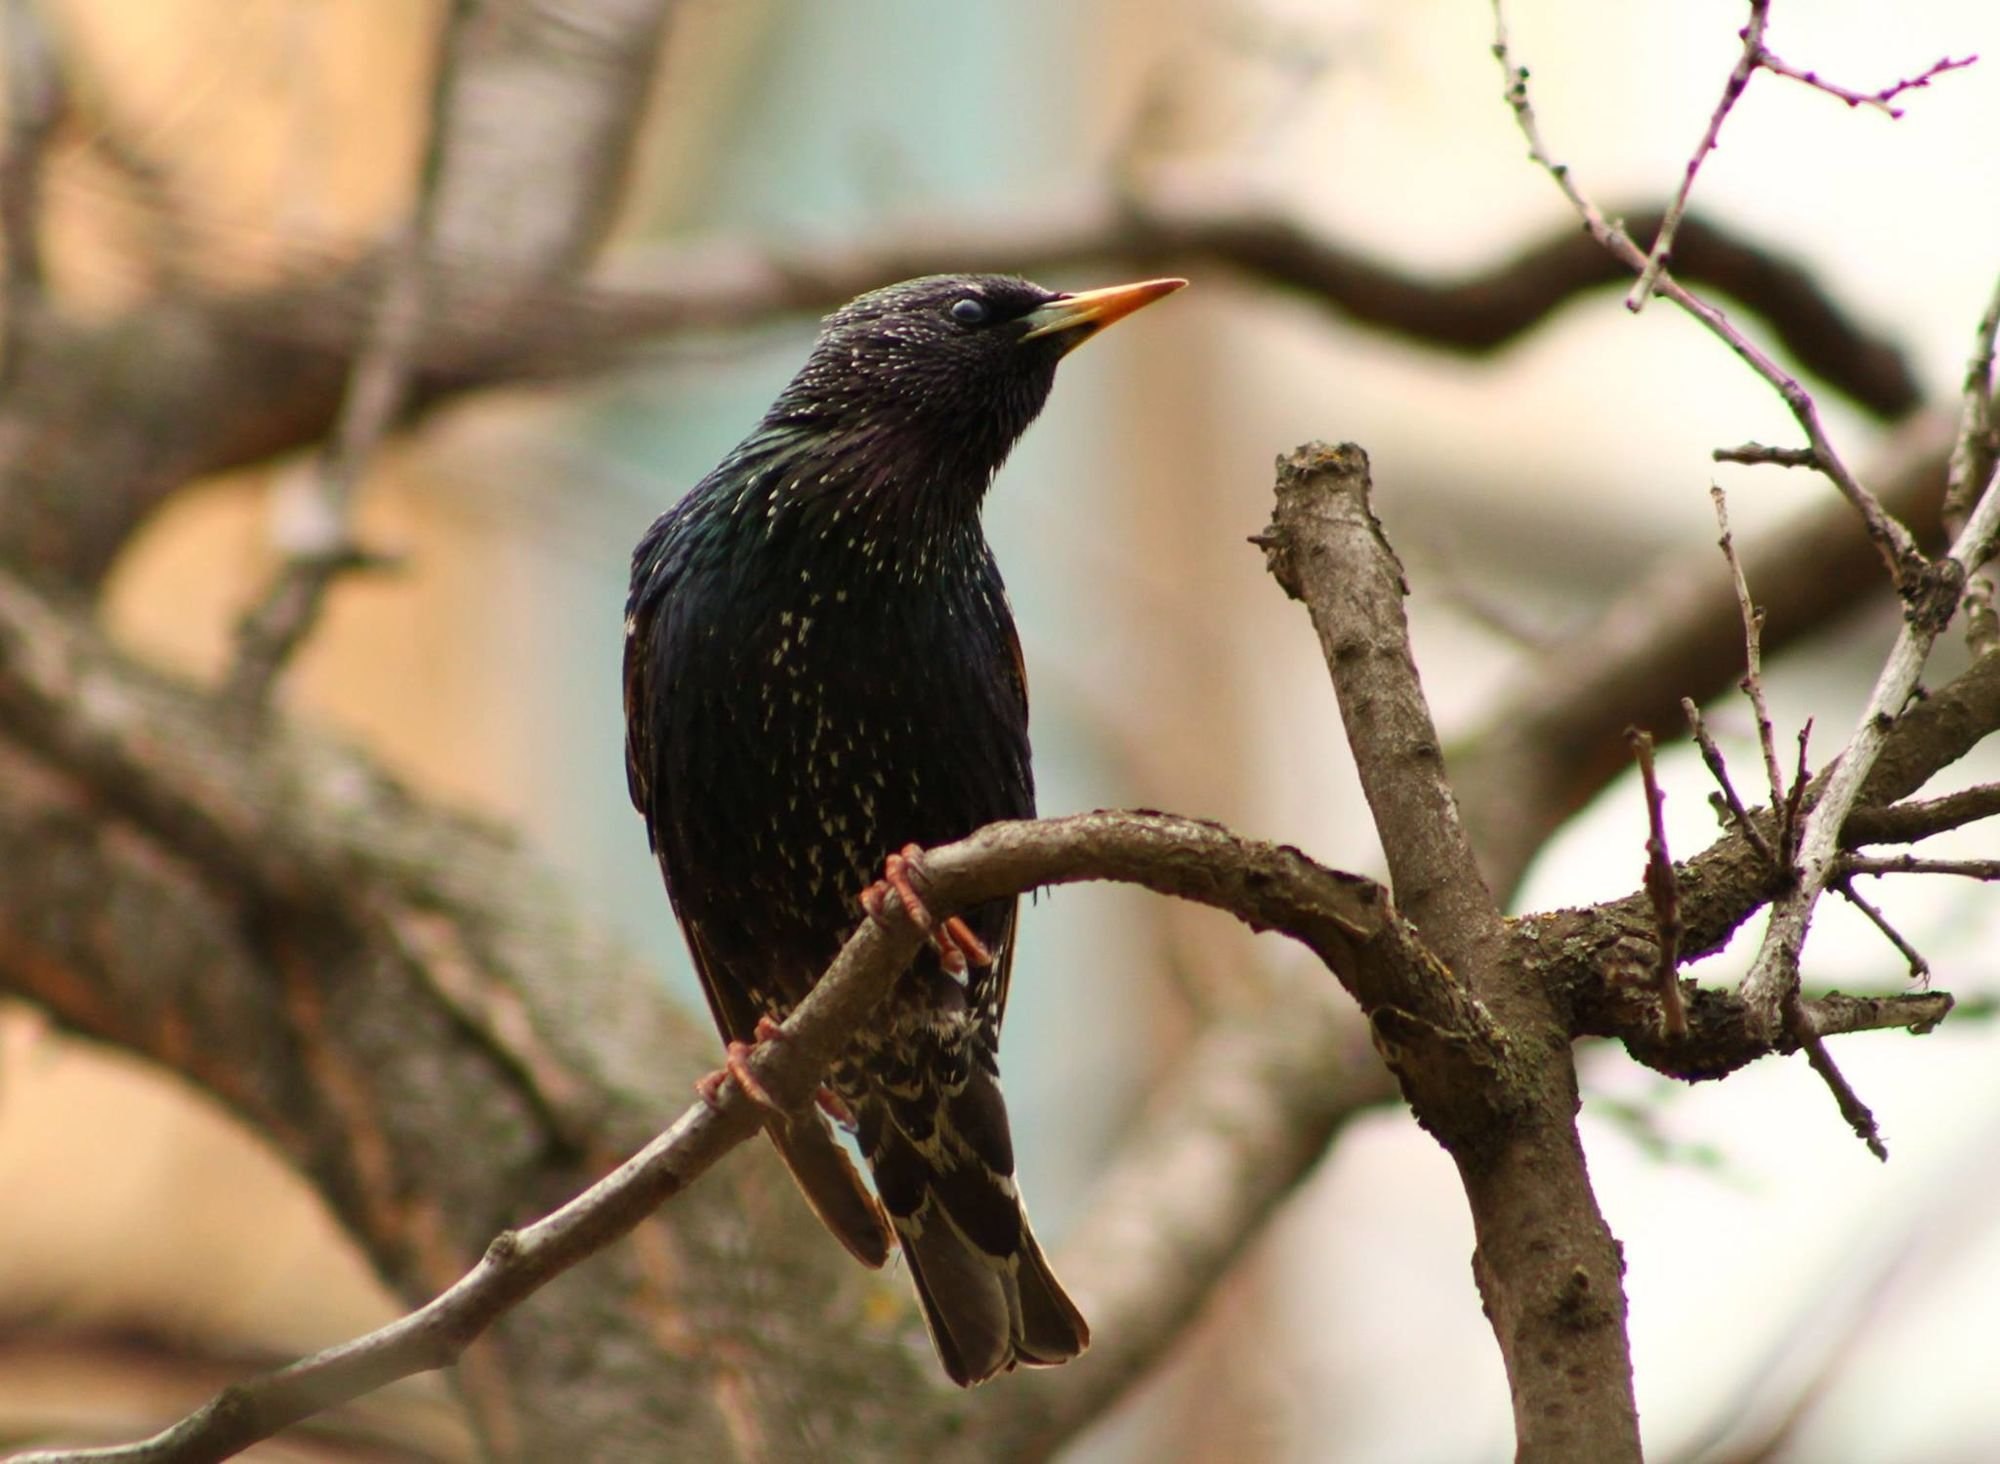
xmin=1 ymin=1 xmax=1997 ymax=1459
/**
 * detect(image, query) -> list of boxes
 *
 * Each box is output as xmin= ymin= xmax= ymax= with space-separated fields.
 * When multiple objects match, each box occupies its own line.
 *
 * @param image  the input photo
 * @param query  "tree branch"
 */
xmin=221 ymin=0 xmax=476 ymax=712
xmin=1452 ymin=331 xmax=1956 ymax=901
xmin=1258 ymin=442 xmax=1641 ymax=1462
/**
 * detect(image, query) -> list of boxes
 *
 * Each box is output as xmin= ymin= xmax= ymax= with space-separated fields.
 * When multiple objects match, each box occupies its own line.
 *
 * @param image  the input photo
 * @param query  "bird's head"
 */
xmin=769 ymin=273 xmax=1186 ymax=504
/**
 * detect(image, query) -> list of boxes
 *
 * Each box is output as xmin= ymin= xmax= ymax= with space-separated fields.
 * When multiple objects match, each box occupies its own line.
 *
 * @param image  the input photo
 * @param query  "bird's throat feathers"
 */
xmin=705 ymin=391 xmax=1037 ymax=581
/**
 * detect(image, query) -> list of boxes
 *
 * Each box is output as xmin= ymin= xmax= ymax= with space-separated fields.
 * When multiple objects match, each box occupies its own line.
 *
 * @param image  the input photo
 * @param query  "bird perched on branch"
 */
xmin=623 ymin=271 xmax=1184 ymax=1385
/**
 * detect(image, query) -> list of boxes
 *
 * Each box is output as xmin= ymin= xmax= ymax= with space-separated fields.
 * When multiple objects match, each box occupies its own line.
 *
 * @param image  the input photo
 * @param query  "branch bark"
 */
xmin=1260 ymin=443 xmax=1641 ymax=1462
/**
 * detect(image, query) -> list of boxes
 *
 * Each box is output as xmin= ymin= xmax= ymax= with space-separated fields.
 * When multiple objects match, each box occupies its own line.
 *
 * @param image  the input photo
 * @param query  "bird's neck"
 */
xmin=715 ymin=415 xmax=1002 ymax=587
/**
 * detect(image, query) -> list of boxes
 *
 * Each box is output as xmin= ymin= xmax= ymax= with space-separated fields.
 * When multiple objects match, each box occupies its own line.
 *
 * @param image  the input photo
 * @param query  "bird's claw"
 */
xmin=858 ymin=844 xmax=992 ymax=974
xmin=694 ymin=1020 xmax=791 ymax=1117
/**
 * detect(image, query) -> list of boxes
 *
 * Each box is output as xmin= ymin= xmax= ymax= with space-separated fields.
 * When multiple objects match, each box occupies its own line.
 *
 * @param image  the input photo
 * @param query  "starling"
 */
xmin=624 ymin=271 xmax=1185 ymax=1386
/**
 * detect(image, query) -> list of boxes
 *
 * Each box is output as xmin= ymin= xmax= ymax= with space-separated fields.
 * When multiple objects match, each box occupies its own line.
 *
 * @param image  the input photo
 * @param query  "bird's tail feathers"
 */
xmin=767 ymin=1109 xmax=894 ymax=1268
xmin=862 ymin=1064 xmax=1089 ymax=1386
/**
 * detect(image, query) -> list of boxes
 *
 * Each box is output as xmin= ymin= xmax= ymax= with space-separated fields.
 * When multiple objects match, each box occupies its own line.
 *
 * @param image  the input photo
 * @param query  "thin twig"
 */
xmin=1628 ymin=0 xmax=1769 ymax=310
xmin=1629 ymin=729 xmax=1687 ymax=1038
xmin=1740 ymin=441 xmax=2000 ymax=1033
xmin=1787 ymin=998 xmax=1887 ymax=1160
xmin=1682 ymin=697 xmax=1777 ymax=866
xmin=1710 ymin=484 xmax=1790 ymax=816
xmin=1629 ymin=0 xmax=1973 ymax=310
xmin=221 ymin=2 xmax=472 ymax=712
xmin=1842 ymin=854 xmax=2000 ymax=880
xmin=1833 ymin=877 xmax=1931 ymax=982
xmin=1713 ymin=442 xmax=1817 ymax=468
xmin=1943 ymin=271 xmax=2000 ymax=656
xmin=1491 ymin=1 xmax=1925 ymax=587
xmin=1781 ymin=721 xmax=1812 ymax=864
xmin=1757 ymin=49 xmax=1977 ymax=118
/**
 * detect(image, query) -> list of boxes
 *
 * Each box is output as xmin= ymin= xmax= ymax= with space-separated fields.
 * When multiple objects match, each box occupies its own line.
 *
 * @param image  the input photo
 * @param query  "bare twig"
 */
xmin=1491 ymin=1 xmax=1924 ymax=586
xmin=1739 ymin=451 xmax=2000 ymax=1035
xmin=1630 ymin=1 xmax=1973 ymax=309
xmin=1711 ymin=484 xmax=1790 ymax=817
xmin=1842 ymin=853 xmax=2000 ymax=880
xmin=1788 ymin=999 xmax=1887 ymax=1160
xmin=1682 ymin=697 xmax=1777 ymax=866
xmin=1943 ymin=271 xmax=2000 ymax=656
xmin=1627 ymin=0 xmax=1769 ymax=310
xmin=1833 ymin=876 xmax=1931 ymax=982
xmin=1492 ymin=2 xmax=2000 ymax=1049
xmin=222 ymin=2 xmax=471 ymax=712
xmin=1629 ymin=729 xmax=1687 ymax=1039
xmin=1713 ymin=442 xmax=1817 ymax=469
xmin=1790 ymin=988 xmax=1951 ymax=1041
xmin=1758 ymin=49 xmax=1977 ymax=118
xmin=1781 ymin=722 xmax=1813 ymax=864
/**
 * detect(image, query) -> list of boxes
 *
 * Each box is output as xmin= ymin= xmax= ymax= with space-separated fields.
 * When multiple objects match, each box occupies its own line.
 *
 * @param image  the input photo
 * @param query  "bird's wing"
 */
xmin=986 ymin=611 xmax=1031 ymax=1027
xmin=626 ymin=578 xmax=891 ymax=1269
xmin=621 ymin=566 xmax=662 ymax=826
xmin=687 ymin=921 xmax=893 ymax=1267
xmin=624 ymin=576 xmax=765 ymax=1045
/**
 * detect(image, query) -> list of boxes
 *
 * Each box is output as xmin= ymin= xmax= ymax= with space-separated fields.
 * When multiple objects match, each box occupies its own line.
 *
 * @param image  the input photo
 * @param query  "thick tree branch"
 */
xmin=0 ymin=0 xmax=679 ymax=592
xmin=1258 ymin=443 xmax=1641 ymax=1463
xmin=15 ymin=750 xmax=1939 ymax=1463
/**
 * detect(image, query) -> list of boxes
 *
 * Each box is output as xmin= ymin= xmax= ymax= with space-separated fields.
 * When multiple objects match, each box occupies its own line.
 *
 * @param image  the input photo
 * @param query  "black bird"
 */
xmin=623 ymin=272 xmax=1184 ymax=1386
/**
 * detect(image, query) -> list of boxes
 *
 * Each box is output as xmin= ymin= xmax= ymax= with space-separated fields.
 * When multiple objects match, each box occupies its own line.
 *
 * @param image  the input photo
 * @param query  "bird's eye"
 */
xmin=949 ymin=297 xmax=990 ymax=326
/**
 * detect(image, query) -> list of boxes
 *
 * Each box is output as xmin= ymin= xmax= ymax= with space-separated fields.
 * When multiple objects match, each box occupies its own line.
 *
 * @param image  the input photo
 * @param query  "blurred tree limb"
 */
xmin=0 ymin=0 xmax=1991 ymax=1459
xmin=0 ymin=185 xmax=1920 ymax=589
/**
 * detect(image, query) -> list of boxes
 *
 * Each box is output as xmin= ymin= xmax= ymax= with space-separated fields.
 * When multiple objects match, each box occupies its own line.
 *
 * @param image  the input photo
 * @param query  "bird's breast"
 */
xmin=648 ymin=545 xmax=1030 ymax=951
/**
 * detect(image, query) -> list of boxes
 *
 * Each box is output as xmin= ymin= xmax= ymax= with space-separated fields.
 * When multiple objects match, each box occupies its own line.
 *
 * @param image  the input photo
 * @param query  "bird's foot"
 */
xmin=694 ymin=1015 xmax=792 ymax=1117
xmin=858 ymin=844 xmax=993 ymax=975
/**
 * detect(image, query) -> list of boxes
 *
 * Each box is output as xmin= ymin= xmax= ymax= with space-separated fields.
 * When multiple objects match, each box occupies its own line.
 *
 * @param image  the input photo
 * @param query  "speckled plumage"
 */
xmin=624 ymin=273 xmax=1180 ymax=1386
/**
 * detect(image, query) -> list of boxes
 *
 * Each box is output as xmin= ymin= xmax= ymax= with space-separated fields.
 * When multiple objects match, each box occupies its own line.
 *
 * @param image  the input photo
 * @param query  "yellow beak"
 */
xmin=1020 ymin=277 xmax=1187 ymax=349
